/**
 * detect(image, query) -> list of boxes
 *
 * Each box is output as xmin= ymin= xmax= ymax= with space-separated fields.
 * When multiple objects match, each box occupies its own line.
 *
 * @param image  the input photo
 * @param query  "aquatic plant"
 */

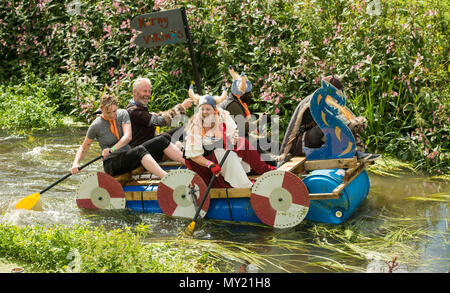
xmin=366 ymin=155 xmax=417 ymax=177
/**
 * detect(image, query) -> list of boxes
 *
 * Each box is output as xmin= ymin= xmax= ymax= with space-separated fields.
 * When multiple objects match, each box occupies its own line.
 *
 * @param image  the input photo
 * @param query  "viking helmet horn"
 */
xmin=229 ymin=65 xmax=239 ymax=80
xmin=239 ymin=73 xmax=247 ymax=94
xmin=188 ymin=83 xmax=201 ymax=104
xmin=215 ymin=87 xmax=227 ymax=104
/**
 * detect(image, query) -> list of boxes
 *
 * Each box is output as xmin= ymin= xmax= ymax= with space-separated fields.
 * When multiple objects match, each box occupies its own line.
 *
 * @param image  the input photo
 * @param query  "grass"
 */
xmin=0 ymin=208 xmax=444 ymax=273
xmin=404 ymin=192 xmax=450 ymax=202
xmin=0 ymin=223 xmax=230 ymax=273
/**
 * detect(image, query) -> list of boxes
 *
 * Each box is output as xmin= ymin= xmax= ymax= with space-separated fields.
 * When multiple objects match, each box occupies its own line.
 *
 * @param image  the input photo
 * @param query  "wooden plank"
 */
xmin=142 ymin=191 xmax=157 ymax=200
xmin=124 ymin=187 xmax=252 ymax=201
xmin=278 ymin=156 xmax=306 ymax=173
xmin=123 ymin=179 xmax=161 ymax=186
xmin=309 ymin=161 xmax=368 ymax=200
xmin=304 ymin=157 xmax=357 ymax=171
xmin=128 ymin=189 xmax=344 ymax=201
xmin=125 ymin=191 xmax=158 ymax=201
xmin=343 ymin=161 xmax=368 ymax=182
xmin=115 ymin=161 xmax=182 ymax=184
xmin=114 ymin=173 xmax=132 ymax=185
xmin=125 ymin=191 xmax=146 ymax=201
xmin=160 ymin=161 xmax=183 ymax=167
xmin=209 ymin=188 xmax=251 ymax=198
xmin=309 ymin=193 xmax=340 ymax=200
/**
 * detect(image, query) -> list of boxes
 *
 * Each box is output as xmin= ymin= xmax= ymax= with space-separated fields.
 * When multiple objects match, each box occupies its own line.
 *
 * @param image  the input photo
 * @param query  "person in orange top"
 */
xmin=219 ymin=66 xmax=261 ymax=137
xmin=218 ymin=66 xmax=275 ymax=165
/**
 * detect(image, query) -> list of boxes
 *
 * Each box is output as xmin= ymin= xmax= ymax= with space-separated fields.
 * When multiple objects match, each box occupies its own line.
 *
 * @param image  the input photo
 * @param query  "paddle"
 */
xmin=15 ymin=154 xmax=104 ymax=210
xmin=184 ymin=149 xmax=232 ymax=236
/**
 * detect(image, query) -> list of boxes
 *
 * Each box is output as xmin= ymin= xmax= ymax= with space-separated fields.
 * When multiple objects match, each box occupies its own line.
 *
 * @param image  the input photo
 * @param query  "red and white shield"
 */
xmin=157 ymin=169 xmax=209 ymax=219
xmin=76 ymin=172 xmax=126 ymax=210
xmin=251 ymin=170 xmax=309 ymax=228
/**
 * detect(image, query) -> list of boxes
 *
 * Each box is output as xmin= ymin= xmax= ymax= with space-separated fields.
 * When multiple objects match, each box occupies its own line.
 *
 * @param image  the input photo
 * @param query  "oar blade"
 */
xmin=182 ymin=221 xmax=196 ymax=237
xmin=15 ymin=192 xmax=41 ymax=210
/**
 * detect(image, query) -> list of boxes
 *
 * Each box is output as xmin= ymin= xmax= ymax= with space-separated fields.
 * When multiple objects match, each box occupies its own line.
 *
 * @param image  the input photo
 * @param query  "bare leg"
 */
xmin=163 ymin=143 xmax=186 ymax=165
xmin=141 ymin=154 xmax=167 ymax=178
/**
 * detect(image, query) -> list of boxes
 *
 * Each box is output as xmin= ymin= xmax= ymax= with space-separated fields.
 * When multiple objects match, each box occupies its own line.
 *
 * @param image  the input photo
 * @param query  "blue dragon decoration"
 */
xmin=304 ymin=80 xmax=356 ymax=160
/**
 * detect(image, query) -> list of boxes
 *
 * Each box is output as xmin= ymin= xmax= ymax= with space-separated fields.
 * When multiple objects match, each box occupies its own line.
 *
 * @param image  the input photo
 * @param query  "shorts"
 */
xmin=102 ymin=135 xmax=171 ymax=176
xmin=141 ymin=135 xmax=171 ymax=162
xmin=103 ymin=145 xmax=148 ymax=176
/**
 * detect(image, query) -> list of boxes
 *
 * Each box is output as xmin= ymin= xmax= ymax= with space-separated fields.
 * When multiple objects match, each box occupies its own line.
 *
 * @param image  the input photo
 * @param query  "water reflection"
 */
xmin=0 ymin=129 xmax=448 ymax=273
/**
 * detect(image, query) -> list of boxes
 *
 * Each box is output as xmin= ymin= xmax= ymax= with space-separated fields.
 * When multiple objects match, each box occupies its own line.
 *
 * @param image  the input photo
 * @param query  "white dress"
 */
xmin=184 ymin=108 xmax=253 ymax=188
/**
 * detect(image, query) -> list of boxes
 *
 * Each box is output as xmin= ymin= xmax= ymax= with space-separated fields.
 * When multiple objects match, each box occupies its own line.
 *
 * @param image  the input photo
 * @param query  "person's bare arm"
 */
xmin=101 ymin=122 xmax=132 ymax=157
xmin=71 ymin=136 xmax=94 ymax=174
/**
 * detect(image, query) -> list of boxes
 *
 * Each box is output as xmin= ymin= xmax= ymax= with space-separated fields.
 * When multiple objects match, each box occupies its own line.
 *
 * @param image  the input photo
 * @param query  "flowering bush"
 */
xmin=0 ymin=73 xmax=63 ymax=132
xmin=0 ymin=0 xmax=448 ymax=173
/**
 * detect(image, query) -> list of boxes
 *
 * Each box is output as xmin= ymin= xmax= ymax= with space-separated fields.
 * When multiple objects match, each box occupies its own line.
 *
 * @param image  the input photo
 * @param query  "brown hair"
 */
xmin=100 ymin=94 xmax=119 ymax=110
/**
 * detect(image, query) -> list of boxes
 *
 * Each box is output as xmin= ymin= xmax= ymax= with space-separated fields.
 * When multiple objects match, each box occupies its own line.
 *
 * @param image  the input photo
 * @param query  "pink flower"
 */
xmin=109 ymin=67 xmax=115 ymax=77
xmin=120 ymin=20 xmax=129 ymax=30
xmin=104 ymin=25 xmax=111 ymax=34
xmin=427 ymin=150 xmax=438 ymax=160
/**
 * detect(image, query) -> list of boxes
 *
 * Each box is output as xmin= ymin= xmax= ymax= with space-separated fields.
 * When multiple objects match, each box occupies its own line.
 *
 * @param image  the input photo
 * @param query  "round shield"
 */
xmin=76 ymin=172 xmax=126 ymax=210
xmin=251 ymin=170 xmax=309 ymax=228
xmin=157 ymin=169 xmax=209 ymax=219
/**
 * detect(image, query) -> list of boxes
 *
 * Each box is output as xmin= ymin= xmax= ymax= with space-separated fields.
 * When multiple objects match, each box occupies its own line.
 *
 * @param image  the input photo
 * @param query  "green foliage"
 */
xmin=0 ymin=223 xmax=224 ymax=272
xmin=0 ymin=73 xmax=64 ymax=132
xmin=0 ymin=0 xmax=448 ymax=173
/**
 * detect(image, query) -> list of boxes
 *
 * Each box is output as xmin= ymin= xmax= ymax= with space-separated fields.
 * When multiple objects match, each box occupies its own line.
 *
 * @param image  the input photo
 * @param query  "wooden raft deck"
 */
xmin=114 ymin=156 xmax=373 ymax=201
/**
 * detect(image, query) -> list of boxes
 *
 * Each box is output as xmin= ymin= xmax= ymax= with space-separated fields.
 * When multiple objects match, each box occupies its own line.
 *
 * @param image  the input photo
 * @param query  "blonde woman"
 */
xmin=184 ymin=86 xmax=276 ymax=188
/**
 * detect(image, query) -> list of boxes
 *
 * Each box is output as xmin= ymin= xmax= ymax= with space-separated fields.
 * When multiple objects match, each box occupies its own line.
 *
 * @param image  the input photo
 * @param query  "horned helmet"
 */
xmin=188 ymin=84 xmax=227 ymax=108
xmin=229 ymin=65 xmax=252 ymax=96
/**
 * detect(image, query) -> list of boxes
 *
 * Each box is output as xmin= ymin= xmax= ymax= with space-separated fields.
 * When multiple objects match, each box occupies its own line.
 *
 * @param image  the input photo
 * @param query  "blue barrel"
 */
xmin=124 ymin=185 xmax=164 ymax=214
xmin=205 ymin=198 xmax=262 ymax=224
xmin=303 ymin=169 xmax=370 ymax=224
xmin=123 ymin=185 xmax=262 ymax=224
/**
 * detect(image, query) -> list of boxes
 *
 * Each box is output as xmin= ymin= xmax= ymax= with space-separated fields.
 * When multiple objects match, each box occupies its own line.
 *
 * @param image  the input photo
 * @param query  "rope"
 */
xmin=225 ymin=188 xmax=234 ymax=221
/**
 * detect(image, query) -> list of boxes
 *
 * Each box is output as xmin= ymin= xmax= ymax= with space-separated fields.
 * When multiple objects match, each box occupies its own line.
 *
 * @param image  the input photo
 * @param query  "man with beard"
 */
xmin=126 ymin=77 xmax=193 ymax=147
xmin=125 ymin=77 xmax=192 ymax=164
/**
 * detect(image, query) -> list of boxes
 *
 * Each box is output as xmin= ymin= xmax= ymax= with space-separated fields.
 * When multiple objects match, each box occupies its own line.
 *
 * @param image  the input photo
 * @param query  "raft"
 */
xmin=76 ymin=156 xmax=373 ymax=228
xmin=75 ymin=81 xmax=373 ymax=228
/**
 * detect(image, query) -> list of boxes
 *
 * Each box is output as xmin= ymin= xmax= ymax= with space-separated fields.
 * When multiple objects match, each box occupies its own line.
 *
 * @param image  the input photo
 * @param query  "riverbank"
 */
xmin=0 ymin=223 xmax=240 ymax=273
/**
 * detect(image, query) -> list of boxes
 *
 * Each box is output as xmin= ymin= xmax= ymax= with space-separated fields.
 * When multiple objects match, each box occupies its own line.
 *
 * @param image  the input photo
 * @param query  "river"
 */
xmin=0 ymin=128 xmax=448 ymax=273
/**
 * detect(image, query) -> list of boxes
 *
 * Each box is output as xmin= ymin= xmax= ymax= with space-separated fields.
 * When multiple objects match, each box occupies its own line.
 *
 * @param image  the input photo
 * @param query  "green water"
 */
xmin=0 ymin=128 xmax=448 ymax=273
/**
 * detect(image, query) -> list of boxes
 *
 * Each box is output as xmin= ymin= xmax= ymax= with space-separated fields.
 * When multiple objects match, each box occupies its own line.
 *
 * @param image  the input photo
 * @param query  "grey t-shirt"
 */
xmin=86 ymin=109 xmax=132 ymax=161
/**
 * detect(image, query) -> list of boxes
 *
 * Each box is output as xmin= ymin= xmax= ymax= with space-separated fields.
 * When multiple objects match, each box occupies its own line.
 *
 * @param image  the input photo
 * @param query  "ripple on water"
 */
xmin=0 ymin=200 xmax=86 ymax=227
